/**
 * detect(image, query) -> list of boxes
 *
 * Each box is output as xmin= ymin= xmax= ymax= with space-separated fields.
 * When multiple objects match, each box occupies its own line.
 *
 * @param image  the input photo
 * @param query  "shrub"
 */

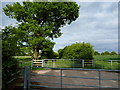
xmin=59 ymin=42 xmax=94 ymax=60
xmin=94 ymin=51 xmax=100 ymax=55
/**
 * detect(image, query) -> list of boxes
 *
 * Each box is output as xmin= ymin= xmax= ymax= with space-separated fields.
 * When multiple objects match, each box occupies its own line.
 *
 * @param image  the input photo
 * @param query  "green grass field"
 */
xmin=93 ymin=55 xmax=119 ymax=60
xmin=14 ymin=55 xmax=120 ymax=70
xmin=93 ymin=55 xmax=120 ymax=70
xmin=44 ymin=60 xmax=82 ymax=68
xmin=14 ymin=56 xmax=32 ymax=67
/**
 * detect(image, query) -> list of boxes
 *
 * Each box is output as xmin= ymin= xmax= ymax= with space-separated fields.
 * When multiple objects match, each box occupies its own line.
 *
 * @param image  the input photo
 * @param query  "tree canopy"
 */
xmin=2 ymin=26 xmax=19 ymax=89
xmin=110 ymin=51 xmax=117 ymax=55
xmin=94 ymin=51 xmax=100 ymax=55
xmin=101 ymin=51 xmax=117 ymax=55
xmin=3 ymin=1 xmax=79 ymax=59
xmin=58 ymin=42 xmax=94 ymax=60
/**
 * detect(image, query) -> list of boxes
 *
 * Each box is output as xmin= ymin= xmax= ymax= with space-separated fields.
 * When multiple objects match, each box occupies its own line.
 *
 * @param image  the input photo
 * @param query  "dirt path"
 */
xmin=31 ymin=70 xmax=119 ymax=89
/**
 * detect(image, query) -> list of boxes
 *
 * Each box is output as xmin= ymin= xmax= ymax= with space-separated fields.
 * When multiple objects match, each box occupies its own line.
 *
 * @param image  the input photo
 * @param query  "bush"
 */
xmin=101 ymin=51 xmax=110 ymax=55
xmin=2 ymin=57 xmax=19 ymax=89
xmin=2 ymin=26 xmax=20 ymax=89
xmin=59 ymin=42 xmax=94 ymax=60
xmin=94 ymin=51 xmax=100 ymax=55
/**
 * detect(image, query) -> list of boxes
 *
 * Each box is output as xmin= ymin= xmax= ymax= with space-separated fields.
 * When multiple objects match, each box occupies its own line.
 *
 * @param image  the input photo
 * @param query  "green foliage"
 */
xmin=59 ymin=42 xmax=94 ymax=60
xmin=58 ymin=49 xmax=63 ymax=58
xmin=41 ymin=50 xmax=59 ymax=59
xmin=3 ymin=1 xmax=80 ymax=58
xmin=2 ymin=26 xmax=20 ymax=89
xmin=2 ymin=26 xmax=22 ymax=56
xmin=19 ymin=47 xmax=31 ymax=56
xmin=94 ymin=51 xmax=100 ymax=55
xmin=101 ymin=51 xmax=117 ymax=55
xmin=101 ymin=51 xmax=110 ymax=55
xmin=110 ymin=51 xmax=117 ymax=55
xmin=15 ymin=57 xmax=32 ymax=67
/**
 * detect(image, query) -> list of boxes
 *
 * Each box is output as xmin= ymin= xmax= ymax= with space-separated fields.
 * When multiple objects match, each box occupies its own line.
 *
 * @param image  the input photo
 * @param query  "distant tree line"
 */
xmin=94 ymin=51 xmax=118 ymax=55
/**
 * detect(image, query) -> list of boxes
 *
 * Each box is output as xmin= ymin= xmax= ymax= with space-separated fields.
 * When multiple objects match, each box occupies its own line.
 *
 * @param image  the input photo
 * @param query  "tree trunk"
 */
xmin=41 ymin=51 xmax=48 ymax=59
xmin=33 ymin=47 xmax=39 ymax=60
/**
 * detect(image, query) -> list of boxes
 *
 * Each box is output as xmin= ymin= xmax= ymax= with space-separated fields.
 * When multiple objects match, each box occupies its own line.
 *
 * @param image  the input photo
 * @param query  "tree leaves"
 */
xmin=59 ymin=42 xmax=94 ymax=60
xmin=3 ymin=2 xmax=79 ymax=39
xmin=3 ymin=1 xmax=79 ymax=58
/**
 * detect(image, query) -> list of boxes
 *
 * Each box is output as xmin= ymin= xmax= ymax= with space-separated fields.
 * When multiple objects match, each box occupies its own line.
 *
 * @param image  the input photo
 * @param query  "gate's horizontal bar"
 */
xmin=30 ymin=84 xmax=60 ymax=88
xmin=31 ymin=73 xmax=119 ymax=80
xmin=61 ymin=83 xmax=117 ymax=88
xmin=62 ymin=76 xmax=119 ymax=80
xmin=31 ymin=73 xmax=60 ymax=77
xmin=31 ymin=80 xmax=118 ymax=88
xmin=31 ymin=80 xmax=60 ymax=85
xmin=31 ymin=66 xmax=120 ymax=71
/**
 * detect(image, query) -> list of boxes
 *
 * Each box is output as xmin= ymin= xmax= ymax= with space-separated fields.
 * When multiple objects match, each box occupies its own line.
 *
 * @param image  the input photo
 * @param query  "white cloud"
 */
xmin=53 ymin=2 xmax=118 ymax=53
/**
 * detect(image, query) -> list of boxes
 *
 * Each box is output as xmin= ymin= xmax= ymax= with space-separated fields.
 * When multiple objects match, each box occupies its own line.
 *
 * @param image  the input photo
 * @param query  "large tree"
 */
xmin=3 ymin=1 xmax=79 ymax=59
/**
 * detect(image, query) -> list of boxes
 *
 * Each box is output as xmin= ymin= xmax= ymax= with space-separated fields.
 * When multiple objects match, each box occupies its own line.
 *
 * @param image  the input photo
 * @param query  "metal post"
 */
xmin=98 ymin=70 xmax=101 ymax=89
xmin=60 ymin=69 xmax=62 ymax=89
xmin=92 ymin=59 xmax=95 ymax=67
xmin=82 ymin=59 xmax=84 ymax=68
xmin=118 ymin=72 xmax=120 ymax=89
xmin=24 ymin=66 xmax=27 ymax=89
xmin=42 ymin=60 xmax=44 ymax=67
xmin=31 ymin=59 xmax=33 ymax=67
xmin=27 ymin=66 xmax=31 ymax=89
xmin=111 ymin=60 xmax=112 ymax=69
xmin=19 ymin=61 xmax=22 ymax=68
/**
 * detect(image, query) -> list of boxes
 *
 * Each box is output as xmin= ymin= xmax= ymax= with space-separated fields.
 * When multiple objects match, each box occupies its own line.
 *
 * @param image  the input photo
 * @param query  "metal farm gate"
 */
xmin=24 ymin=66 xmax=120 ymax=89
xmin=31 ymin=59 xmax=95 ymax=68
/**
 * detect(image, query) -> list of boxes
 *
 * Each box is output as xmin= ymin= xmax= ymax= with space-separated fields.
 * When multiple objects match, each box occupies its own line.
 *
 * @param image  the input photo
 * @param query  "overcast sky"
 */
xmin=53 ymin=2 xmax=118 ymax=53
xmin=1 ymin=1 xmax=118 ymax=53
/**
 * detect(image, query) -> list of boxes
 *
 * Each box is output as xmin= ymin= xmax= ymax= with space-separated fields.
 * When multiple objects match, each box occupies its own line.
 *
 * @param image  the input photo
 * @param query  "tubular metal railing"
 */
xmin=24 ymin=66 xmax=120 ymax=89
xmin=32 ymin=59 xmax=86 ymax=68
